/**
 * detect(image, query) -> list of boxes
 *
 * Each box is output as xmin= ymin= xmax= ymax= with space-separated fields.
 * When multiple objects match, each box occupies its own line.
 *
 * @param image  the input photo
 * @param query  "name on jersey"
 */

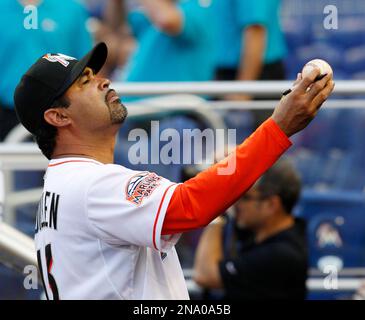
xmin=35 ymin=191 xmax=60 ymax=234
xmin=126 ymin=172 xmax=162 ymax=206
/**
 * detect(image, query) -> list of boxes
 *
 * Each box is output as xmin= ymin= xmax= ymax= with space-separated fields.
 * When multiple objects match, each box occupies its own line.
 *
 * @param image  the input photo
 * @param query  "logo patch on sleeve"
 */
xmin=126 ymin=172 xmax=162 ymax=206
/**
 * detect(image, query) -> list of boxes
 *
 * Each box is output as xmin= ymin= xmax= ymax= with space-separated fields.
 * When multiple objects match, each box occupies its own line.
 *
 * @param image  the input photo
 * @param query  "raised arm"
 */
xmin=162 ymin=70 xmax=335 ymax=235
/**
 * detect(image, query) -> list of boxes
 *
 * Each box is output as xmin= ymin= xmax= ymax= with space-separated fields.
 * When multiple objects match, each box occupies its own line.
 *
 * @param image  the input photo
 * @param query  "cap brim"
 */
xmin=56 ymin=42 xmax=108 ymax=97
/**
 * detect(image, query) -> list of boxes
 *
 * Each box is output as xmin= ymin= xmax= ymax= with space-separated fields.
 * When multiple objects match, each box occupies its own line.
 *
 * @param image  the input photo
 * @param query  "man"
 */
xmin=194 ymin=159 xmax=307 ymax=300
xmin=14 ymin=42 xmax=334 ymax=299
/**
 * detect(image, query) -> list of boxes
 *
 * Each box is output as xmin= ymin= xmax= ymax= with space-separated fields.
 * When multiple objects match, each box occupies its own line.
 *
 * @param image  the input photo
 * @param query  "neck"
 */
xmin=52 ymin=133 xmax=117 ymax=164
xmin=255 ymin=214 xmax=294 ymax=243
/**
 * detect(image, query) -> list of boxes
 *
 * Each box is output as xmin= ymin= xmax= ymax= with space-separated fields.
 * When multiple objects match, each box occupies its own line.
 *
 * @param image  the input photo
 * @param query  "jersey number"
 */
xmin=37 ymin=244 xmax=59 ymax=300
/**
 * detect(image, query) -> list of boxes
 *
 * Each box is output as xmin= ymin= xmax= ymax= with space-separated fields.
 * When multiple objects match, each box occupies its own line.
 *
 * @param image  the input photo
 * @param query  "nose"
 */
xmin=98 ymin=77 xmax=111 ymax=90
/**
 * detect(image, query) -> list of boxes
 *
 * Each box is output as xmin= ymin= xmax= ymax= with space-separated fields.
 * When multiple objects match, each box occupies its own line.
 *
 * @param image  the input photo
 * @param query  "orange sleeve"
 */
xmin=161 ymin=118 xmax=292 ymax=235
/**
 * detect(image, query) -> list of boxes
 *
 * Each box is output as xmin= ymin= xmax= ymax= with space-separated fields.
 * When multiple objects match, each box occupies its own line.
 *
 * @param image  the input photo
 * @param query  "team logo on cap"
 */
xmin=42 ymin=53 xmax=77 ymax=67
xmin=126 ymin=172 xmax=162 ymax=206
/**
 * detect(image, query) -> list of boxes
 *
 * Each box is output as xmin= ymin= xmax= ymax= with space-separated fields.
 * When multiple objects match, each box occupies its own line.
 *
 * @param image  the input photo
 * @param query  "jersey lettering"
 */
xmin=35 ymin=191 xmax=60 ymax=234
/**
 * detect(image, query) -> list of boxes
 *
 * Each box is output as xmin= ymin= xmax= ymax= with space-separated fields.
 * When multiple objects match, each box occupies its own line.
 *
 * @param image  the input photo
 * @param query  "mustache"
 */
xmin=105 ymin=89 xmax=117 ymax=104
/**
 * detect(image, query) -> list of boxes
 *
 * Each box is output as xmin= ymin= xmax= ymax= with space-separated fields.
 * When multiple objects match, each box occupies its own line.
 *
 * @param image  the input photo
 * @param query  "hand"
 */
xmin=271 ymin=69 xmax=335 ymax=137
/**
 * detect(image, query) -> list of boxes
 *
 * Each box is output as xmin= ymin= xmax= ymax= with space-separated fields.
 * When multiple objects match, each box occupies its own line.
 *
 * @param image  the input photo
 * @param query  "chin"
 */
xmin=109 ymin=101 xmax=128 ymax=124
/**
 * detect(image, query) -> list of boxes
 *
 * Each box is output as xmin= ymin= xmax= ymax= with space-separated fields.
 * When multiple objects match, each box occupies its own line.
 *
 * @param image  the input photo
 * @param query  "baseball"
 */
xmin=302 ymin=59 xmax=333 ymax=79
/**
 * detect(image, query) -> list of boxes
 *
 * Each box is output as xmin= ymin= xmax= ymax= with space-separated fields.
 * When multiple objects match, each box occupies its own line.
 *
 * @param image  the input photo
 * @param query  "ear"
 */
xmin=267 ymin=195 xmax=282 ymax=214
xmin=44 ymin=108 xmax=71 ymax=128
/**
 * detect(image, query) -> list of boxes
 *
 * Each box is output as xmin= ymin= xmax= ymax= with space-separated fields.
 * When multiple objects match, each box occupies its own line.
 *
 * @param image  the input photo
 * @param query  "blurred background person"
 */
xmin=193 ymin=159 xmax=308 ymax=300
xmin=214 ymin=0 xmax=287 ymax=128
xmin=0 ymin=0 xmax=92 ymax=141
xmin=85 ymin=0 xmax=135 ymax=78
xmin=110 ymin=0 xmax=216 ymax=93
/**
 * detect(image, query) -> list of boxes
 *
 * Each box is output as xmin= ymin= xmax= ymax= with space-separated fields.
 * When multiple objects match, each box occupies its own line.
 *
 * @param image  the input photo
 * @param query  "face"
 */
xmin=63 ymin=67 xmax=127 ymax=133
xmin=234 ymin=186 xmax=271 ymax=231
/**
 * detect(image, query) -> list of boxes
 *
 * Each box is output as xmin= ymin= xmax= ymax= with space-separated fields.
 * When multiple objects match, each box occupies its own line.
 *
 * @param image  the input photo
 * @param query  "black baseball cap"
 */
xmin=14 ymin=42 xmax=108 ymax=135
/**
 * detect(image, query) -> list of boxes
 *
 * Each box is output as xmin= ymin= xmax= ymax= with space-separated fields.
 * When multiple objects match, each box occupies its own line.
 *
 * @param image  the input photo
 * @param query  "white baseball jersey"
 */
xmin=34 ymin=157 xmax=189 ymax=300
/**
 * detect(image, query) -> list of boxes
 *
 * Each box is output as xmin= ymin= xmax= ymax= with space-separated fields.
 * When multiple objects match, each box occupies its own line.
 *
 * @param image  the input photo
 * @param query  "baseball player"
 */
xmin=13 ymin=43 xmax=334 ymax=300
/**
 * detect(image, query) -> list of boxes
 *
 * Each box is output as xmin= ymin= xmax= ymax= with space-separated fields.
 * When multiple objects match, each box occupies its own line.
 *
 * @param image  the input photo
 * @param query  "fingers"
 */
xmin=292 ymin=73 xmax=303 ymax=88
xmin=294 ymin=68 xmax=321 ymax=93
xmin=305 ymin=73 xmax=332 ymax=101
xmin=311 ymin=80 xmax=335 ymax=111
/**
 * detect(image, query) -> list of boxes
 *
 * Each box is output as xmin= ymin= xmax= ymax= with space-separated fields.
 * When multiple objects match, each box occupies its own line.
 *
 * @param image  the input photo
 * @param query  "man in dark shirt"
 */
xmin=194 ymin=159 xmax=308 ymax=300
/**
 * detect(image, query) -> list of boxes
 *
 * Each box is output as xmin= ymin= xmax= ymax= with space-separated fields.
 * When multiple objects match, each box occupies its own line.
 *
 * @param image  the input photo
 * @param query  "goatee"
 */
xmin=107 ymin=100 xmax=128 ymax=124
